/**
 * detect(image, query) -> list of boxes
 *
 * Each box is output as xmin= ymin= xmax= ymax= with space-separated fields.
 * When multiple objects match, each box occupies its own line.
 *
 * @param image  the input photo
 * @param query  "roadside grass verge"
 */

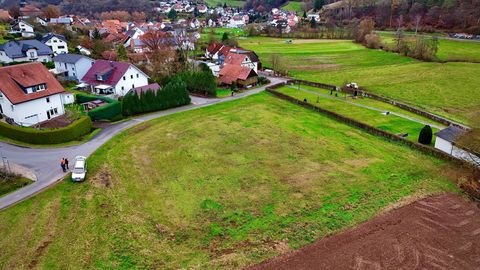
xmin=0 ymin=177 xmax=33 ymax=197
xmin=239 ymin=37 xmax=480 ymax=125
xmin=0 ymin=93 xmax=462 ymax=269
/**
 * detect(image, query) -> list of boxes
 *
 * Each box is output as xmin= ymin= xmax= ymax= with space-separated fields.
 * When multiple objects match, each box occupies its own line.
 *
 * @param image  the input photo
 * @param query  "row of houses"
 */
xmin=0 ymin=33 xmax=68 ymax=63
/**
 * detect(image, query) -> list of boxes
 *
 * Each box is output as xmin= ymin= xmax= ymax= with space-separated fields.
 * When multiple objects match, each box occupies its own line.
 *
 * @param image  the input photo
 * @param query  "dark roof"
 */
xmin=435 ymin=126 xmax=467 ymax=143
xmin=0 ymin=40 xmax=52 ymax=59
xmin=0 ymin=63 xmax=65 ymax=104
xmin=82 ymin=60 xmax=147 ymax=86
xmin=53 ymin=53 xmax=93 ymax=64
xmin=41 ymin=33 xmax=67 ymax=43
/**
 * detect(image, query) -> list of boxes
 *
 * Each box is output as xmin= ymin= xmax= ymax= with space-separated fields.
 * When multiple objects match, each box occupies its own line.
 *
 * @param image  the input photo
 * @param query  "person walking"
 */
xmin=65 ymin=158 xmax=69 ymax=170
xmin=60 ymin=158 xmax=66 ymax=172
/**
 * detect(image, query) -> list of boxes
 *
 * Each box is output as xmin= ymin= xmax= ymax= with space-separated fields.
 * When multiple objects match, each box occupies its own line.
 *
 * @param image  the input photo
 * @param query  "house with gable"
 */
xmin=81 ymin=60 xmax=149 ymax=96
xmin=218 ymin=64 xmax=258 ymax=87
xmin=41 ymin=33 xmax=68 ymax=56
xmin=0 ymin=40 xmax=53 ymax=64
xmin=0 ymin=62 xmax=73 ymax=126
xmin=53 ymin=53 xmax=94 ymax=81
xmin=224 ymin=51 xmax=258 ymax=72
xmin=11 ymin=20 xmax=35 ymax=37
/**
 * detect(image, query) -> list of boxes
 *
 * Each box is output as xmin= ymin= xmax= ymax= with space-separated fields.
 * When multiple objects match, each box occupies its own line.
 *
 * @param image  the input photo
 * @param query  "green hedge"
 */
xmin=0 ymin=116 xmax=92 ymax=144
xmin=75 ymin=93 xmax=122 ymax=121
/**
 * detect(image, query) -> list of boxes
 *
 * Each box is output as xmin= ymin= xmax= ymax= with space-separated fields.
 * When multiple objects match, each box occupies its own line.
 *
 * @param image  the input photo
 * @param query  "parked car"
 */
xmin=71 ymin=156 xmax=87 ymax=182
xmin=346 ymin=82 xmax=359 ymax=89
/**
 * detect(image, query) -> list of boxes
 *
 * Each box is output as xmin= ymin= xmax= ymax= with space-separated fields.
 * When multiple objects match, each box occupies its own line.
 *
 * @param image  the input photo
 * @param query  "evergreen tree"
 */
xmin=168 ymin=9 xmax=178 ymax=21
xmin=92 ymin=28 xmax=101 ymax=40
xmin=314 ymin=0 xmax=324 ymax=11
xmin=193 ymin=7 xmax=200 ymax=17
xmin=117 ymin=45 xmax=127 ymax=61
xmin=221 ymin=32 xmax=229 ymax=43
xmin=418 ymin=125 xmax=433 ymax=145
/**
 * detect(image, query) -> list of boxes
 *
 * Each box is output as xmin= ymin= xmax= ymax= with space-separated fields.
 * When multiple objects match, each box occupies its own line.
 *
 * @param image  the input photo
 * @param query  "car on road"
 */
xmin=71 ymin=156 xmax=87 ymax=182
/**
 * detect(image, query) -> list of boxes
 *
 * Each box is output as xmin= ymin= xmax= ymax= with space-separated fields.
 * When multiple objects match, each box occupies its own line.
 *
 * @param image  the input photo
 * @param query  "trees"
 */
xmin=175 ymin=71 xmax=217 ymax=97
xmin=131 ymin=11 xmax=146 ymax=23
xmin=269 ymin=53 xmax=286 ymax=76
xmin=168 ymin=9 xmax=178 ymax=21
xmin=140 ymin=30 xmax=170 ymax=52
xmin=193 ymin=7 xmax=200 ymax=18
xmin=353 ymin=18 xmax=375 ymax=44
xmin=221 ymin=32 xmax=229 ymax=43
xmin=117 ymin=45 xmax=127 ymax=61
xmin=314 ymin=0 xmax=324 ymax=11
xmin=42 ymin=5 xmax=61 ymax=19
xmin=418 ymin=125 xmax=433 ymax=145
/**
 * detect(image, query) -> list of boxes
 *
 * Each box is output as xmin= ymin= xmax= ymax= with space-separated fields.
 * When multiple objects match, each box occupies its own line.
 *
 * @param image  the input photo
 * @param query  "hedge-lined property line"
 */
xmin=0 ymin=116 xmax=92 ymax=144
xmin=289 ymin=79 xmax=469 ymax=130
xmin=76 ymin=93 xmax=122 ymax=121
xmin=266 ymin=84 xmax=477 ymax=171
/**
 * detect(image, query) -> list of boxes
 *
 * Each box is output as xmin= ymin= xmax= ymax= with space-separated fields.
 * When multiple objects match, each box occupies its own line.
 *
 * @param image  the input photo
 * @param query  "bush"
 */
xmin=364 ymin=33 xmax=381 ymax=49
xmin=75 ymin=93 xmax=122 ymax=121
xmin=418 ymin=125 xmax=433 ymax=145
xmin=122 ymin=77 xmax=191 ymax=116
xmin=174 ymin=71 xmax=217 ymax=97
xmin=258 ymin=76 xmax=271 ymax=85
xmin=0 ymin=116 xmax=92 ymax=144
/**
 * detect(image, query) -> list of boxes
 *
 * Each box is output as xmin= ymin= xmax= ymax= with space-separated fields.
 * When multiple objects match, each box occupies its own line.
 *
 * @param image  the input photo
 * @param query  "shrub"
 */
xmin=364 ymin=33 xmax=381 ymax=49
xmin=0 ymin=116 xmax=92 ymax=144
xmin=122 ymin=77 xmax=191 ymax=116
xmin=75 ymin=93 xmax=122 ymax=121
xmin=258 ymin=76 xmax=271 ymax=85
xmin=173 ymin=71 xmax=217 ymax=97
xmin=418 ymin=125 xmax=433 ymax=145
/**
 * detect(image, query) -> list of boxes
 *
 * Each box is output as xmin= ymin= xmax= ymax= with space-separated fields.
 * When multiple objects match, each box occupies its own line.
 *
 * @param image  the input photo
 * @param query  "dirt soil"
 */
xmin=249 ymin=193 xmax=480 ymax=270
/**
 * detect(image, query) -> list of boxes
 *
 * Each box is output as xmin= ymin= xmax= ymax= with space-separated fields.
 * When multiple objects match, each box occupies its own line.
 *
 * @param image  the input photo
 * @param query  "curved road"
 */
xmin=0 ymin=77 xmax=287 ymax=210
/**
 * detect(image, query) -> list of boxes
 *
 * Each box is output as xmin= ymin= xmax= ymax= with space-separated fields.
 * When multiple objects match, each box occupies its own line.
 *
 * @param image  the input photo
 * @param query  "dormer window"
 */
xmin=31 ymin=84 xmax=46 ymax=93
xmin=96 ymin=74 xmax=103 ymax=81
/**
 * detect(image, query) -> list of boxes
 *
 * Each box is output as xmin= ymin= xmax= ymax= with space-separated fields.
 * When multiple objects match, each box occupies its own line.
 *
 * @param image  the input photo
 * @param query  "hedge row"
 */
xmin=0 ymin=116 xmax=92 ymax=144
xmin=76 ymin=93 xmax=122 ymax=121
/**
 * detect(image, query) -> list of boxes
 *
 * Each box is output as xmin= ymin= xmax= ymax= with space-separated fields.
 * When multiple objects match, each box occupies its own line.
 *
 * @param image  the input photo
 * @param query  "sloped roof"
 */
xmin=0 ymin=40 xmax=52 ymax=59
xmin=218 ymin=65 xmax=256 ymax=84
xmin=81 ymin=60 xmax=148 ymax=86
xmin=218 ymin=45 xmax=233 ymax=57
xmin=131 ymin=83 xmax=161 ymax=95
xmin=53 ymin=53 xmax=93 ymax=64
xmin=224 ymin=52 xmax=248 ymax=65
xmin=207 ymin=42 xmax=223 ymax=55
xmin=41 ymin=33 xmax=67 ymax=43
xmin=0 ymin=63 xmax=65 ymax=104
xmin=435 ymin=126 xmax=467 ymax=143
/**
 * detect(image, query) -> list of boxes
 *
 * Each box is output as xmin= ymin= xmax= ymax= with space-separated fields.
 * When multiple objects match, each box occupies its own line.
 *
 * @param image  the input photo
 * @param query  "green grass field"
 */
xmin=276 ymin=84 xmax=444 ymax=143
xmin=239 ymin=37 xmax=480 ymax=125
xmin=0 ymin=93 xmax=460 ymax=269
xmin=0 ymin=177 xmax=32 ymax=197
xmin=378 ymin=31 xmax=480 ymax=62
xmin=282 ymin=1 xmax=303 ymax=12
xmin=216 ymin=88 xmax=232 ymax=98
xmin=205 ymin=0 xmax=245 ymax=7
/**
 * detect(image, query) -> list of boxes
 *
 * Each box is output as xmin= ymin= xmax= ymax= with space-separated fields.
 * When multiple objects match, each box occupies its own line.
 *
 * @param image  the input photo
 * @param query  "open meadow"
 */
xmin=0 ymin=93 xmax=461 ymax=269
xmin=238 ymin=37 xmax=480 ymax=125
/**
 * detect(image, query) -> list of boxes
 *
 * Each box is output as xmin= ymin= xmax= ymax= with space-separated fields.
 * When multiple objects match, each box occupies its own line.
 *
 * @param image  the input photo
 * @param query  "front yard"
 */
xmin=0 ymin=93 xmax=462 ymax=269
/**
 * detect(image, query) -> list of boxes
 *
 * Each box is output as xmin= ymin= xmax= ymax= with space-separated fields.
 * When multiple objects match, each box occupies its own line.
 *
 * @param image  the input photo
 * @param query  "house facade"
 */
xmin=53 ymin=54 xmax=94 ymax=81
xmin=0 ymin=63 xmax=71 ymax=126
xmin=0 ymin=40 xmax=53 ymax=64
xmin=12 ymin=20 xmax=34 ymax=37
xmin=81 ymin=60 xmax=149 ymax=96
xmin=41 ymin=33 xmax=68 ymax=56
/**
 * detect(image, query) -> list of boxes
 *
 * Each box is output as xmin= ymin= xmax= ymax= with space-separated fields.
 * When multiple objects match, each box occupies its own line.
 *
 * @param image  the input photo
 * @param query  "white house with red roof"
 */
xmin=81 ymin=60 xmax=149 ymax=96
xmin=0 ymin=63 xmax=73 ymax=126
xmin=224 ymin=51 xmax=258 ymax=72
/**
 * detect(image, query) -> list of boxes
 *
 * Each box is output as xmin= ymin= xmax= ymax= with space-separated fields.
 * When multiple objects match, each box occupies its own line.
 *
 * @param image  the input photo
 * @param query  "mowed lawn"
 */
xmin=0 ymin=93 xmax=460 ymax=269
xmin=282 ymin=1 xmax=303 ymax=12
xmin=205 ymin=0 xmax=245 ymax=7
xmin=276 ymin=84 xmax=444 ymax=142
xmin=239 ymin=37 xmax=480 ymax=125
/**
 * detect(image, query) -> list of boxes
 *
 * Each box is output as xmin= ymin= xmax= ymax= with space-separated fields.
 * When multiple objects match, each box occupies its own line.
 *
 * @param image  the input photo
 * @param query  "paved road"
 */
xmin=0 ymin=77 xmax=287 ymax=210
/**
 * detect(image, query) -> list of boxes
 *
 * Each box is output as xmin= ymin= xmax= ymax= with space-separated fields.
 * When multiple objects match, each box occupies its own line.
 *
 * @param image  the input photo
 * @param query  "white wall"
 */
xmin=44 ymin=37 xmax=68 ymax=56
xmin=434 ymin=137 xmax=452 ymax=154
xmin=114 ymin=66 xmax=149 ymax=96
xmin=0 ymin=50 xmax=51 ymax=64
xmin=55 ymin=58 xmax=94 ymax=81
xmin=0 ymin=93 xmax=65 ymax=126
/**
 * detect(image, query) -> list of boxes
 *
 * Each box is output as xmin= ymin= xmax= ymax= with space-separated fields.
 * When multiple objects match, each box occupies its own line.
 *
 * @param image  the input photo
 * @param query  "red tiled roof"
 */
xmin=0 ymin=63 xmax=65 ymax=105
xmin=81 ymin=59 xmax=131 ymax=86
xmin=218 ymin=65 xmax=256 ymax=84
xmin=218 ymin=45 xmax=232 ymax=57
xmin=207 ymin=42 xmax=223 ymax=55
xmin=224 ymin=52 xmax=248 ymax=65
xmin=131 ymin=83 xmax=160 ymax=95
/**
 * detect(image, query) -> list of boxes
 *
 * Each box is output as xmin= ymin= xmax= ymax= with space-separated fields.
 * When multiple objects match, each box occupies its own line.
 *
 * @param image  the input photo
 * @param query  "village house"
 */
xmin=223 ymin=51 xmax=258 ymax=72
xmin=11 ymin=20 xmax=35 ymax=38
xmin=53 ymin=53 xmax=94 ymax=81
xmin=19 ymin=5 xmax=42 ymax=18
xmin=41 ymin=33 xmax=68 ymax=56
xmin=218 ymin=65 xmax=258 ymax=87
xmin=81 ymin=60 xmax=149 ymax=96
xmin=76 ymin=45 xmax=92 ymax=56
xmin=0 ymin=40 xmax=52 ymax=64
xmin=0 ymin=63 xmax=73 ymax=126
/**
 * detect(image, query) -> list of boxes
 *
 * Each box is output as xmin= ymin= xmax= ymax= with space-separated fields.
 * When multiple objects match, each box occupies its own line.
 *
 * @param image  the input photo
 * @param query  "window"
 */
xmin=53 ymin=39 xmax=57 ymax=43
xmin=136 ymin=74 xmax=139 ymax=78
xmin=64 ymin=63 xmax=67 ymax=69
xmin=54 ymin=108 xmax=58 ymax=114
xmin=132 ymin=84 xmax=135 ymax=89
xmin=123 ymin=76 xmax=126 ymax=80
xmin=11 ymin=105 xmax=14 ymax=111
xmin=46 ymin=97 xmax=50 ymax=103
xmin=130 ymin=75 xmax=133 ymax=79
xmin=29 ymin=51 xmax=35 ymax=58
xmin=58 ymin=46 xmax=65 ymax=49
xmin=121 ymin=86 xmax=124 ymax=90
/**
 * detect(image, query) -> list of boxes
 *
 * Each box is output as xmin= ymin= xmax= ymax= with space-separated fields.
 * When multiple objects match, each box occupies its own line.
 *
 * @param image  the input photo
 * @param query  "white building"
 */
xmin=11 ymin=20 xmax=35 ymax=37
xmin=435 ymin=126 xmax=480 ymax=166
xmin=41 ymin=33 xmax=68 ymax=56
xmin=0 ymin=40 xmax=53 ymax=64
xmin=53 ymin=53 xmax=94 ymax=81
xmin=76 ymin=45 xmax=92 ymax=56
xmin=81 ymin=60 xmax=150 ymax=96
xmin=0 ymin=62 xmax=72 ymax=126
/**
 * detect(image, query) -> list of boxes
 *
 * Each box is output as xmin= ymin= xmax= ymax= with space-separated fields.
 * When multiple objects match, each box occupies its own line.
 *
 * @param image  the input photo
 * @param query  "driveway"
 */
xmin=0 ymin=77 xmax=287 ymax=210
